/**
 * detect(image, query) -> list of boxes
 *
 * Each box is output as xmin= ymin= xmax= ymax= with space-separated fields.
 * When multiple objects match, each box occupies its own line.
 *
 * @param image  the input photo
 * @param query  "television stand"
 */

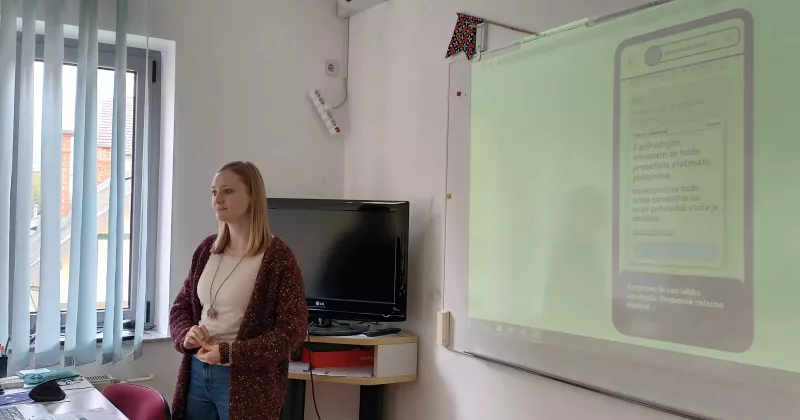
xmin=309 ymin=320 xmax=369 ymax=336
xmin=282 ymin=333 xmax=418 ymax=420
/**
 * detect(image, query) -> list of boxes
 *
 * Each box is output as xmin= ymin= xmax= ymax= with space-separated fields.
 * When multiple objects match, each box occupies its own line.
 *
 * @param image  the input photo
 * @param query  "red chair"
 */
xmin=101 ymin=383 xmax=171 ymax=420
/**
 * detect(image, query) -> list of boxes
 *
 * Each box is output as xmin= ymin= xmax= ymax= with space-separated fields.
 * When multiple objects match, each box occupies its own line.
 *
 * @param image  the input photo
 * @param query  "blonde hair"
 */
xmin=211 ymin=161 xmax=272 ymax=256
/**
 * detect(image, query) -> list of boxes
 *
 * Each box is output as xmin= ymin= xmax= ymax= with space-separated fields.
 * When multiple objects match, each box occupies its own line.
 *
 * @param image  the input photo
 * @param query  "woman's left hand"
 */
xmin=198 ymin=343 xmax=221 ymax=365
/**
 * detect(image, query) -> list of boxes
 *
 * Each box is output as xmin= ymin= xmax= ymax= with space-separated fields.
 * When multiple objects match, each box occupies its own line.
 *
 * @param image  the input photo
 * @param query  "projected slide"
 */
xmin=454 ymin=1 xmax=800 ymax=414
xmin=460 ymin=3 xmax=800 ymax=415
xmin=460 ymin=1 xmax=800 ymax=376
xmin=613 ymin=10 xmax=753 ymax=351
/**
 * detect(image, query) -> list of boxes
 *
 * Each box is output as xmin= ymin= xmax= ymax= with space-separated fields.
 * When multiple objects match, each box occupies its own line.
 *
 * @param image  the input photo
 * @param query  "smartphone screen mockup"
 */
xmin=612 ymin=10 xmax=754 ymax=352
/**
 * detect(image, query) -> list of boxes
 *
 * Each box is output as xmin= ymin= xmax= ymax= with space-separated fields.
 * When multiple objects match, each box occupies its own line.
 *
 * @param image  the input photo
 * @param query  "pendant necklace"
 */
xmin=207 ymin=253 xmax=244 ymax=319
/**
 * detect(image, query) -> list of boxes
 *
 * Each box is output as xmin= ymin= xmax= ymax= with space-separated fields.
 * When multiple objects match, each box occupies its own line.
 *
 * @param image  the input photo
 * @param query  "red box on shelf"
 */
xmin=301 ymin=348 xmax=374 ymax=369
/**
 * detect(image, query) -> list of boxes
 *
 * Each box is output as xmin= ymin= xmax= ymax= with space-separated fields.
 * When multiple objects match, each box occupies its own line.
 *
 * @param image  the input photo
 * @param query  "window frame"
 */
xmin=14 ymin=34 xmax=162 ymax=333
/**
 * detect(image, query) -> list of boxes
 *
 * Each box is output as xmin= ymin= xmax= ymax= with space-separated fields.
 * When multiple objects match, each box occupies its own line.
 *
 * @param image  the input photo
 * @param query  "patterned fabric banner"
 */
xmin=446 ymin=13 xmax=485 ymax=60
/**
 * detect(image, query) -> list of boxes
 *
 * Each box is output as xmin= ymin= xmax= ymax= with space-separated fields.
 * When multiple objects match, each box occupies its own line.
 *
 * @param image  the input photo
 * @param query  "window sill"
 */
xmin=86 ymin=329 xmax=171 ymax=345
xmin=23 ymin=329 xmax=171 ymax=353
xmin=140 ymin=330 xmax=171 ymax=343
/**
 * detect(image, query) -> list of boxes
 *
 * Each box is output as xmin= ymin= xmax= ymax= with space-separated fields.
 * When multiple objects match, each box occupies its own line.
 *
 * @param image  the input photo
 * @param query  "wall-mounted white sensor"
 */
xmin=437 ymin=310 xmax=451 ymax=347
xmin=309 ymin=89 xmax=341 ymax=136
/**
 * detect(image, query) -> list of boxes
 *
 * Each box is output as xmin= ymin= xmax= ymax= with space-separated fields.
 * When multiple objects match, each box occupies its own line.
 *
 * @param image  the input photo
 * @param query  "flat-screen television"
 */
xmin=267 ymin=198 xmax=409 ymax=324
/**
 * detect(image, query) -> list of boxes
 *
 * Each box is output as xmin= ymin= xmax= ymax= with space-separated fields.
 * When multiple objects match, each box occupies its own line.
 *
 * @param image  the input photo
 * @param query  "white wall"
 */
xmin=65 ymin=342 xmax=181 ymax=405
xmin=339 ymin=0 xmax=686 ymax=419
xmin=148 ymin=0 xmax=348 ymax=406
xmin=147 ymin=0 xmax=349 ymax=307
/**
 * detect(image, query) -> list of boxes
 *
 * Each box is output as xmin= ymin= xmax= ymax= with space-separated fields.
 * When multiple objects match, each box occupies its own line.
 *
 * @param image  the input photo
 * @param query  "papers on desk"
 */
xmin=0 ymin=392 xmax=31 ymax=406
xmin=289 ymin=362 xmax=373 ymax=378
xmin=18 ymin=368 xmax=49 ymax=376
xmin=56 ymin=376 xmax=95 ymax=391
xmin=0 ymin=390 xmax=71 ymax=406
xmin=55 ymin=408 xmax=119 ymax=420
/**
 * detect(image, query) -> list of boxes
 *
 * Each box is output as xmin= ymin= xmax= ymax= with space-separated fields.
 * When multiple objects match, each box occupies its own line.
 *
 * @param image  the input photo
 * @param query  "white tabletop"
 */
xmin=46 ymin=386 xmax=129 ymax=419
xmin=3 ymin=384 xmax=128 ymax=420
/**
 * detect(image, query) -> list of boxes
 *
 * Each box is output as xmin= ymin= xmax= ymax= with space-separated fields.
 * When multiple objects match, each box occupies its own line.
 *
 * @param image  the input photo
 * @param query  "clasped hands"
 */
xmin=183 ymin=325 xmax=222 ymax=365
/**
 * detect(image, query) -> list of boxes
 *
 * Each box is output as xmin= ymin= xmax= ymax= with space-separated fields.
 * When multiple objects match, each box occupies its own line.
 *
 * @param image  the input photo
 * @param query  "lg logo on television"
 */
xmin=315 ymin=301 xmax=325 ymax=306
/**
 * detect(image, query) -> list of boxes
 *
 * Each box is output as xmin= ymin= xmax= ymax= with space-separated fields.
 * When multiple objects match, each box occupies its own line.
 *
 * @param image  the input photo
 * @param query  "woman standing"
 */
xmin=169 ymin=161 xmax=308 ymax=420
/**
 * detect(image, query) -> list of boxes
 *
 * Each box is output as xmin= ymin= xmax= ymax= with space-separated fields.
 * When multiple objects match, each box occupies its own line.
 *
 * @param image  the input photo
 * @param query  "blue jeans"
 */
xmin=187 ymin=357 xmax=231 ymax=420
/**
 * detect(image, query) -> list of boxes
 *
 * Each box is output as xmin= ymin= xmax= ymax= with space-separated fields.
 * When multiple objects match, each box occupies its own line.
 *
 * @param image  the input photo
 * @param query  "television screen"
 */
xmin=268 ymin=199 xmax=409 ymax=322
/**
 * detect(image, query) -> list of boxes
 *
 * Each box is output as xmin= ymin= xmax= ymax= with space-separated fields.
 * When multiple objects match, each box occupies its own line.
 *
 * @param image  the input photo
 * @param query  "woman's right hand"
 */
xmin=183 ymin=325 xmax=210 ymax=350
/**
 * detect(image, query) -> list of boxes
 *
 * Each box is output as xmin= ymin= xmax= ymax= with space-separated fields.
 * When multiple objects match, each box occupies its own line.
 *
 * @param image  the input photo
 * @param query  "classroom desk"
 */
xmin=48 ymin=386 xmax=129 ymax=419
xmin=3 ymin=380 xmax=128 ymax=419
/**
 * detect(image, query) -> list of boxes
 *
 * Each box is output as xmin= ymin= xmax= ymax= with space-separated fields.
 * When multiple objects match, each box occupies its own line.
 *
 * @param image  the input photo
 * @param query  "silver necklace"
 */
xmin=206 ymin=253 xmax=244 ymax=319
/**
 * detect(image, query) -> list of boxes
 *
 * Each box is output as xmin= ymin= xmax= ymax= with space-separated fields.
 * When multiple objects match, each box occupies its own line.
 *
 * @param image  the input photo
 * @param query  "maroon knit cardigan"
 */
xmin=169 ymin=235 xmax=308 ymax=420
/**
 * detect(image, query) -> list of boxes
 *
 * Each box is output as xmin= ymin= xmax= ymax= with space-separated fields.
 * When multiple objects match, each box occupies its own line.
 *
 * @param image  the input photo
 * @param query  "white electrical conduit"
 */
xmin=115 ymin=373 xmax=155 ymax=384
